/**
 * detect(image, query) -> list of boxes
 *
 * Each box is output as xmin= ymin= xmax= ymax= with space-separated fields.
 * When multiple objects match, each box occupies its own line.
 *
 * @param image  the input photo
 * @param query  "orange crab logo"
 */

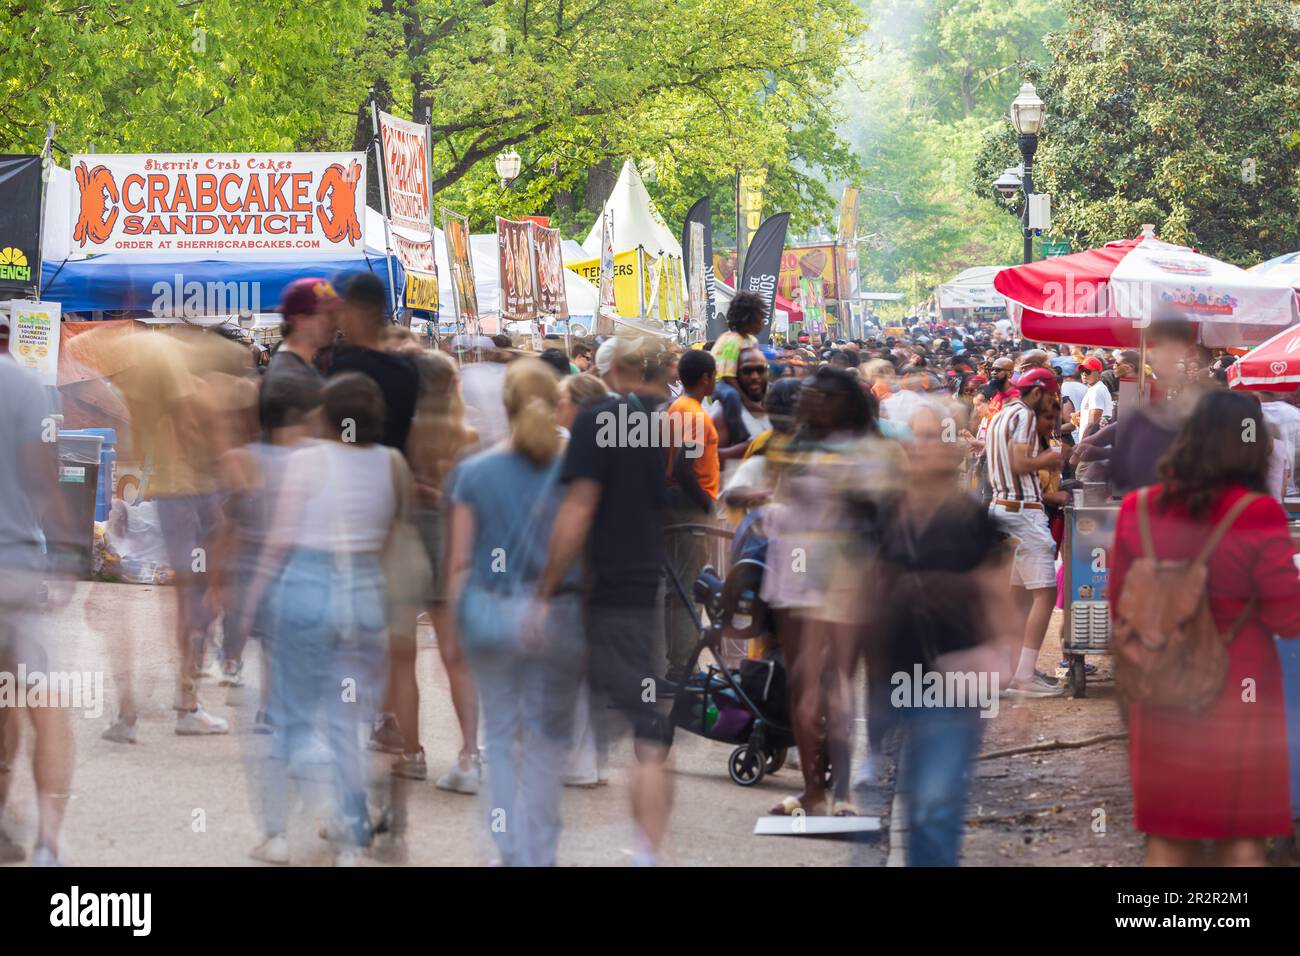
xmin=73 ymin=161 xmax=120 ymax=247
xmin=316 ymin=160 xmax=363 ymax=245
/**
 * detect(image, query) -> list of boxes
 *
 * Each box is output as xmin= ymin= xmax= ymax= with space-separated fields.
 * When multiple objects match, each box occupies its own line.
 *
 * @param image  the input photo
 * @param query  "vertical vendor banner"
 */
xmin=441 ymin=207 xmax=480 ymax=332
xmin=687 ymin=222 xmax=707 ymax=336
xmin=531 ymin=222 xmax=569 ymax=321
xmin=681 ymin=196 xmax=717 ymax=338
xmin=0 ymin=155 xmax=42 ymax=297
xmin=377 ymin=110 xmax=438 ymax=313
xmin=596 ymin=210 xmax=616 ymax=334
xmin=739 ymin=212 xmax=790 ymax=344
xmin=7 ymin=299 xmax=61 ymax=386
xmin=497 ymin=217 xmax=537 ymax=321
xmin=735 ymin=169 xmax=766 ymax=279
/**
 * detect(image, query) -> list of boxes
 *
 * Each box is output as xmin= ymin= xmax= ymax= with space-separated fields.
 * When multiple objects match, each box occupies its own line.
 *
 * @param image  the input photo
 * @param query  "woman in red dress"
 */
xmin=1111 ymin=390 xmax=1300 ymax=866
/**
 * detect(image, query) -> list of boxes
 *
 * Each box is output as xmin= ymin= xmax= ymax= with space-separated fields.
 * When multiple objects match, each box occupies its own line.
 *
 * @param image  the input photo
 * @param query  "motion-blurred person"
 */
xmin=720 ymin=376 xmax=802 ymax=515
xmin=445 ymin=359 xmax=583 ymax=865
xmin=329 ymin=273 xmax=425 ymax=762
xmin=213 ymin=278 xmax=337 ymax=689
xmin=1111 ymin=391 xmax=1300 ymax=866
xmin=404 ymin=350 xmax=481 ymax=790
xmin=763 ymin=367 xmax=903 ymax=816
xmin=89 ymin=323 xmax=254 ymax=740
xmin=0 ymin=357 xmax=75 ymax=865
xmin=869 ymin=404 xmax=1016 ymax=865
xmin=245 ymin=373 xmax=404 ymax=865
xmin=534 ymin=334 xmax=674 ymax=865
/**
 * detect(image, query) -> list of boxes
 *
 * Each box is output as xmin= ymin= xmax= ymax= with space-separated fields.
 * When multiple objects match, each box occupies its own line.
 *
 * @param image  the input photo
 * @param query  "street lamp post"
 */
xmin=1010 ymin=82 xmax=1045 ymax=264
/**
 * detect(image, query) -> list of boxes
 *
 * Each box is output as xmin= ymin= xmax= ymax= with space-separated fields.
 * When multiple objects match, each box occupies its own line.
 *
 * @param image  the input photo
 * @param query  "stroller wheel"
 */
xmin=765 ymin=748 xmax=787 ymax=774
xmin=728 ymin=745 xmax=766 ymax=787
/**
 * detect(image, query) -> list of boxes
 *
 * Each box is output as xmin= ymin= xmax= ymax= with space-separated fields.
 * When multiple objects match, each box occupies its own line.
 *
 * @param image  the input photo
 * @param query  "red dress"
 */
xmin=1111 ymin=484 xmax=1300 ymax=838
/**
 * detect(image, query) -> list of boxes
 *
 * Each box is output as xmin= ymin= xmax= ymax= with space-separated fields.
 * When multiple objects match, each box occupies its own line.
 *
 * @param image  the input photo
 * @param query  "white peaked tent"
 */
xmin=581 ymin=159 xmax=682 ymax=259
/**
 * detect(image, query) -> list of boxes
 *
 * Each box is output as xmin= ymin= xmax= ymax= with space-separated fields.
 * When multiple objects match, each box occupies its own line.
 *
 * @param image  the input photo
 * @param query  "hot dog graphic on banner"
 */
xmin=69 ymin=153 xmax=366 ymax=258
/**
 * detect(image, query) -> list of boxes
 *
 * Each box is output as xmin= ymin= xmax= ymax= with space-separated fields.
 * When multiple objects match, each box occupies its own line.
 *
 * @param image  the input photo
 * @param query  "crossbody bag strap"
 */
xmin=480 ymin=457 xmax=561 ymax=595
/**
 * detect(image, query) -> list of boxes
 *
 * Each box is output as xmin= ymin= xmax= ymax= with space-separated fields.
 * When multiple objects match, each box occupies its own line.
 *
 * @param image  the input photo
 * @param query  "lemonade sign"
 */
xmin=7 ymin=299 xmax=60 ymax=386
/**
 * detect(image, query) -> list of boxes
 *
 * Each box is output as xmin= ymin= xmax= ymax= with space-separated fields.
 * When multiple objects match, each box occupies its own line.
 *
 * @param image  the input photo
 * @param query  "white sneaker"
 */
xmin=334 ymin=846 xmax=362 ymax=867
xmin=102 ymin=717 xmax=138 ymax=744
xmin=435 ymin=755 xmax=481 ymax=795
xmin=1003 ymin=672 xmax=1068 ymax=698
xmin=31 ymin=845 xmax=62 ymax=867
xmin=249 ymin=834 xmax=289 ymax=865
xmin=175 ymin=707 xmax=230 ymax=735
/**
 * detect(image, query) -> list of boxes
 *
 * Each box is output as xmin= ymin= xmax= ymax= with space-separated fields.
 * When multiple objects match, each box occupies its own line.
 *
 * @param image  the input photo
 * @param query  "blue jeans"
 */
xmin=467 ymin=594 xmax=583 ymax=866
xmin=261 ymin=548 xmax=388 ymax=846
xmin=895 ymin=705 xmax=984 ymax=867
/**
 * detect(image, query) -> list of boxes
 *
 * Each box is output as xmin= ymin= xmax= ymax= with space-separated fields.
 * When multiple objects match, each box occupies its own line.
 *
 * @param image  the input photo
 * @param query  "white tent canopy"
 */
xmin=580 ymin=159 xmax=682 ymax=259
xmin=936 ymin=266 xmax=1007 ymax=311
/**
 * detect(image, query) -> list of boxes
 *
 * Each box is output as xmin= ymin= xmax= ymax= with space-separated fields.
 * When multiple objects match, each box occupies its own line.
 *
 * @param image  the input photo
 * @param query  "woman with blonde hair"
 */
xmin=445 ymin=359 xmax=584 ymax=865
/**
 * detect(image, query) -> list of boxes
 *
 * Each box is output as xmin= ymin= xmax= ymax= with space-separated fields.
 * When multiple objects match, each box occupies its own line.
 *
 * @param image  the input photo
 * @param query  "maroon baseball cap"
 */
xmin=279 ymin=277 xmax=341 ymax=319
xmin=1016 ymin=367 xmax=1060 ymax=394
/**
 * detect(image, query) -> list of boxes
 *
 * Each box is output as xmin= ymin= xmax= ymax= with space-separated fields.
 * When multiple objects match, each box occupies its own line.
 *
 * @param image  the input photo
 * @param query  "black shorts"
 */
xmin=586 ymin=603 xmax=674 ymax=749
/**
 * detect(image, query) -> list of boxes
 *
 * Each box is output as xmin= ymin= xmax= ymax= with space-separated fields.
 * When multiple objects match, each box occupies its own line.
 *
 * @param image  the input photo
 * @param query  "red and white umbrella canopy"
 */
xmin=1227 ymin=323 xmax=1300 ymax=391
xmin=994 ymin=235 xmax=1300 ymax=349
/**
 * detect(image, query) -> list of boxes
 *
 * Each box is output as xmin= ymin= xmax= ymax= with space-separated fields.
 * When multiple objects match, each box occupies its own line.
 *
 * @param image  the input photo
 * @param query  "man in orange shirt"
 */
xmin=664 ymin=349 xmax=719 ymax=682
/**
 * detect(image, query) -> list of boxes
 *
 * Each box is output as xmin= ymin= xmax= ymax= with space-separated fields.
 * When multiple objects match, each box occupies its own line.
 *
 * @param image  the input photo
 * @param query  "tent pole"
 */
xmin=1138 ymin=329 xmax=1148 ymax=407
xmin=37 ymin=122 xmax=55 ymax=302
xmin=369 ymin=94 xmax=401 ymax=323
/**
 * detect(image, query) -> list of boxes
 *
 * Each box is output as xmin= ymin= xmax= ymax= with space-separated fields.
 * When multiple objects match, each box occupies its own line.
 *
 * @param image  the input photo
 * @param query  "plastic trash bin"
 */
xmin=54 ymin=432 xmax=103 ymax=577
xmin=58 ymin=427 xmax=117 ymax=520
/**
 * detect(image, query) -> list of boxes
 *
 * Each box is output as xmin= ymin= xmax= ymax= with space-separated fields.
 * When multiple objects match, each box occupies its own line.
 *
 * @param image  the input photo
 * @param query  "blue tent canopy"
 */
xmin=40 ymin=253 xmax=405 ymax=316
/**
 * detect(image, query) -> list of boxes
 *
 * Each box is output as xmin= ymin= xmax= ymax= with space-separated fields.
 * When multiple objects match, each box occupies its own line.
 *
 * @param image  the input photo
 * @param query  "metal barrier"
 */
xmin=663 ymin=522 xmax=742 ymax=669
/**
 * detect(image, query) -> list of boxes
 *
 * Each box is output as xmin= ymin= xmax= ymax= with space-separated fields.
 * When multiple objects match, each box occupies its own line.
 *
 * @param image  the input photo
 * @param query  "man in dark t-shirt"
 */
xmin=330 ymin=272 xmax=419 ymax=454
xmin=534 ymin=334 xmax=673 ymax=867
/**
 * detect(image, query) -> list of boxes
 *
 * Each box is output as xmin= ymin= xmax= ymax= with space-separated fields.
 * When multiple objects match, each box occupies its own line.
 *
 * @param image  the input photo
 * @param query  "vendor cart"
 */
xmin=1059 ymin=497 xmax=1120 ymax=697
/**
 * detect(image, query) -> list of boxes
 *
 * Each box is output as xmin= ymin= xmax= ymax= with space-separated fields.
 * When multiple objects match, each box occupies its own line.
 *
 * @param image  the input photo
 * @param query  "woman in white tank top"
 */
xmin=244 ymin=372 xmax=407 ymax=865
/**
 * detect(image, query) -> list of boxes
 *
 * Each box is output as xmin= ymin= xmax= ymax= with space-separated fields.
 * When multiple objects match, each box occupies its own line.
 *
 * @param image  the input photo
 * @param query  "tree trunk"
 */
xmin=583 ymin=158 xmax=616 ymax=214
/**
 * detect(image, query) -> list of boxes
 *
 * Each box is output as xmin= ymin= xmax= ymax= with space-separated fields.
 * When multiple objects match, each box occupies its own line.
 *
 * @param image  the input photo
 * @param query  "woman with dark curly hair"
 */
xmin=1110 ymin=390 xmax=1300 ymax=866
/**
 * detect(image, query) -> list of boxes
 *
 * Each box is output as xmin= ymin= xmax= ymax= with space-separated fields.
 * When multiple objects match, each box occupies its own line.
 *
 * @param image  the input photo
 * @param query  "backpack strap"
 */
xmin=1194 ymin=492 xmax=1260 ymax=567
xmin=1136 ymin=487 xmax=1156 ymax=560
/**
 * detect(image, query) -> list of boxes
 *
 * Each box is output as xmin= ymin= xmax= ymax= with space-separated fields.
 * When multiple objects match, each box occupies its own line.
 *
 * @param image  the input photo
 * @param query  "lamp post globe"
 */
xmin=495 ymin=150 xmax=522 ymax=189
xmin=1010 ymin=82 xmax=1045 ymax=263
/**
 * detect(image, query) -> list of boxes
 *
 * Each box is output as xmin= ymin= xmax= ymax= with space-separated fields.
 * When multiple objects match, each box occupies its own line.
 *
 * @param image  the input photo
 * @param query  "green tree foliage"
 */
xmin=0 ymin=0 xmax=866 ymax=237
xmin=974 ymin=0 xmax=1300 ymax=263
xmin=837 ymin=0 xmax=1061 ymax=303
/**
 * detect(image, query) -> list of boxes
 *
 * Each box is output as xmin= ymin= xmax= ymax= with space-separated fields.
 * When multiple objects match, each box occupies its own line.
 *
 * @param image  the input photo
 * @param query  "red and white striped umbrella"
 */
xmin=1227 ymin=323 xmax=1300 ymax=391
xmin=994 ymin=235 xmax=1300 ymax=348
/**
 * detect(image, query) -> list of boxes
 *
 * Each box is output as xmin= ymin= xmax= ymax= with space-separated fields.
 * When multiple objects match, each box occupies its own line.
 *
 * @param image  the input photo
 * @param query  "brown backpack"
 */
xmin=1112 ymin=487 xmax=1258 ymax=713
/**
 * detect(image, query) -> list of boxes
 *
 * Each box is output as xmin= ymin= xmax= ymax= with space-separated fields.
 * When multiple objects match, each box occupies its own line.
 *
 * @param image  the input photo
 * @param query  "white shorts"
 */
xmin=989 ymin=503 xmax=1057 ymax=590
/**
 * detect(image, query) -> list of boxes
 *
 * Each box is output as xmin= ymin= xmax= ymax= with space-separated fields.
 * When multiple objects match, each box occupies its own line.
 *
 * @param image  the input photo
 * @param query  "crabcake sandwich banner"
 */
xmin=68 ymin=152 xmax=367 ymax=258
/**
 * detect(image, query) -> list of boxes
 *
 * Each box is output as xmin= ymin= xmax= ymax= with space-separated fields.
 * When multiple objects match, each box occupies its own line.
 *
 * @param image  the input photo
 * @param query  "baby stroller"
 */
xmin=665 ymin=510 xmax=797 ymax=787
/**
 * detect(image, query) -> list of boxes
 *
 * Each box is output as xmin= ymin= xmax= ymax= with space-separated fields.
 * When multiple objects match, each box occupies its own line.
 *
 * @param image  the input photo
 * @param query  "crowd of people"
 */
xmin=2 ymin=279 xmax=1300 ymax=868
